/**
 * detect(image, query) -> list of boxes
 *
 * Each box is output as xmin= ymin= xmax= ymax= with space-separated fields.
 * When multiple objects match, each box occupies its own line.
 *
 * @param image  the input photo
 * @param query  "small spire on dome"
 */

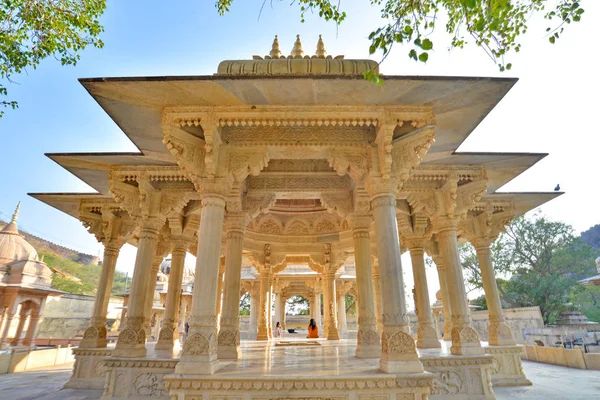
xmin=269 ymin=35 xmax=282 ymax=59
xmin=11 ymin=202 xmax=21 ymax=223
xmin=315 ymin=35 xmax=326 ymax=58
xmin=290 ymin=34 xmax=304 ymax=58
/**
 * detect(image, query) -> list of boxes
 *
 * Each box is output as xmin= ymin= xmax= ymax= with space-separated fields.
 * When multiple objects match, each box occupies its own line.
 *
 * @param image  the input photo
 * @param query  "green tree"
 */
xmin=570 ymin=285 xmax=600 ymax=323
xmin=345 ymin=294 xmax=356 ymax=316
xmin=286 ymin=295 xmax=309 ymax=315
xmin=239 ymin=292 xmax=250 ymax=315
xmin=475 ymin=213 xmax=597 ymax=324
xmin=1 ymin=0 xmax=106 ymax=116
xmin=216 ymin=0 xmax=585 ymax=74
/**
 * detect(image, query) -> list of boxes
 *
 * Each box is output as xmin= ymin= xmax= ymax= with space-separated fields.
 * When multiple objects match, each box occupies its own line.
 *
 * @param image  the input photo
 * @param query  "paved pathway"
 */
xmin=495 ymin=360 xmax=600 ymax=400
xmin=1 ymin=360 xmax=599 ymax=399
xmin=0 ymin=363 xmax=102 ymax=400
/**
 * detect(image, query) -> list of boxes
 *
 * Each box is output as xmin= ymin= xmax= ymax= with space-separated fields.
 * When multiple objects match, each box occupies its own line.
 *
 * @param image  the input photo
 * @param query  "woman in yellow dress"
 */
xmin=307 ymin=318 xmax=319 ymax=338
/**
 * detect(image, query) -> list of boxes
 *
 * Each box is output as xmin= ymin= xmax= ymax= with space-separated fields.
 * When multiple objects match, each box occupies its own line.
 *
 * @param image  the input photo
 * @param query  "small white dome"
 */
xmin=0 ymin=203 xmax=39 ymax=265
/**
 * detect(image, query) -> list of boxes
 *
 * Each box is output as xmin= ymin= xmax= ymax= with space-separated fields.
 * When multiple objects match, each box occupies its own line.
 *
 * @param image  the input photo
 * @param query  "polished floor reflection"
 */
xmin=146 ymin=338 xmax=470 ymax=377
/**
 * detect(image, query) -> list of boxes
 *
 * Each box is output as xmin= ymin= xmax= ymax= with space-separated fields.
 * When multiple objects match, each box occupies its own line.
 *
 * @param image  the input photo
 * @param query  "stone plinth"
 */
xmin=421 ymin=353 xmax=496 ymax=400
xmin=64 ymin=348 xmax=113 ymax=390
xmin=165 ymin=373 xmax=433 ymax=400
xmin=485 ymin=345 xmax=531 ymax=387
xmin=102 ymin=357 xmax=178 ymax=399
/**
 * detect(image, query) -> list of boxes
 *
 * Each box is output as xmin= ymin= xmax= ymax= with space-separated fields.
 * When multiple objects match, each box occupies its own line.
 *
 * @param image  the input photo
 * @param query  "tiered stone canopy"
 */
xmin=31 ymin=36 xmax=558 ymax=398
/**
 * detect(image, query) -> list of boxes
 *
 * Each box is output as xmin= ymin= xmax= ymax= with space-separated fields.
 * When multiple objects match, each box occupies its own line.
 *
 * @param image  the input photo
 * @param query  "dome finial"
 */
xmin=11 ymin=202 xmax=20 ymax=223
xmin=269 ymin=35 xmax=282 ymax=59
xmin=290 ymin=34 xmax=304 ymax=58
xmin=316 ymin=35 xmax=327 ymax=58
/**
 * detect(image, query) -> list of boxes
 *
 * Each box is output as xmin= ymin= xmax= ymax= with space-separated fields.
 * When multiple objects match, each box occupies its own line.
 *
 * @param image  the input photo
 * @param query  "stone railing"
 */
xmin=0 ymin=345 xmax=75 ymax=374
xmin=521 ymin=344 xmax=600 ymax=371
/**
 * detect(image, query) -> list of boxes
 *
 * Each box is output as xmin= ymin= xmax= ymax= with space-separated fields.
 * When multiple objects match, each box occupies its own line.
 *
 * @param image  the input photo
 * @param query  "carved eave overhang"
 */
xmin=45 ymin=152 xmax=177 ymax=195
xmin=78 ymin=75 xmax=516 ymax=170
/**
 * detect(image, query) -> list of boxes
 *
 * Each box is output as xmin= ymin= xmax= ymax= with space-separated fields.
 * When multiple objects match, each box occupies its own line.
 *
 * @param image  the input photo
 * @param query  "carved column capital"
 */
xmin=225 ymin=212 xmax=250 ymax=233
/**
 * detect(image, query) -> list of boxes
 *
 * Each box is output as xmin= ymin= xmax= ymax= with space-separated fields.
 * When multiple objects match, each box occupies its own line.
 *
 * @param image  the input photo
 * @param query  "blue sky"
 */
xmin=1 ymin=1 xmax=599 ymax=300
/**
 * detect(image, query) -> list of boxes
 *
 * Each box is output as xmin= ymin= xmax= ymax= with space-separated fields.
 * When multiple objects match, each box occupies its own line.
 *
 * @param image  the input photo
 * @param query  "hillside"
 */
xmin=0 ymin=219 xmax=128 ymax=296
xmin=581 ymin=224 xmax=600 ymax=251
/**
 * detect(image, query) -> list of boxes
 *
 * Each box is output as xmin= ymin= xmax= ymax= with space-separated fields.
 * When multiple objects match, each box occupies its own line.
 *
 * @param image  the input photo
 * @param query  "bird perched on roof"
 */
xmin=554 ymin=184 xmax=561 ymax=191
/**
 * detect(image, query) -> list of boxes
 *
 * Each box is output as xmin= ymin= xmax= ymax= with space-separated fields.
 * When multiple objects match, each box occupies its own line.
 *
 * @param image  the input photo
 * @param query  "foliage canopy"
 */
xmin=217 ymin=0 xmax=584 ymax=79
xmin=460 ymin=213 xmax=598 ymax=324
xmin=1 ymin=0 xmax=106 ymax=116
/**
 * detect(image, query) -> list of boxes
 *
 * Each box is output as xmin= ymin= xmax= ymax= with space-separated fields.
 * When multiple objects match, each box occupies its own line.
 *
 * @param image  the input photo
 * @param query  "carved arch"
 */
xmin=256 ymin=215 xmax=283 ymax=235
xmin=284 ymin=217 xmax=310 ymax=235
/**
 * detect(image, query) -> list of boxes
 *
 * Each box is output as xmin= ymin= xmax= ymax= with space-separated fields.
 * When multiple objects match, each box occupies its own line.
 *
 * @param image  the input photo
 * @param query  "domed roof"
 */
xmin=0 ymin=203 xmax=39 ymax=265
xmin=159 ymin=257 xmax=195 ymax=284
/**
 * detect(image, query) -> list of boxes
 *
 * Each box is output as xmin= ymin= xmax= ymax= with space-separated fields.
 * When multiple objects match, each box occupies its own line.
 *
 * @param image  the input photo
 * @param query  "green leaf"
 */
xmin=409 ymin=49 xmax=418 ymax=61
xmin=549 ymin=36 xmax=556 ymax=44
xmin=421 ymin=38 xmax=433 ymax=50
xmin=418 ymin=52 xmax=429 ymax=63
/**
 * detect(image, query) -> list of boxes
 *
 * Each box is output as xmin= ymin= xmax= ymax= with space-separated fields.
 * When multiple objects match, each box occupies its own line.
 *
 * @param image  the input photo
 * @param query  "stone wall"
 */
xmin=36 ymin=294 xmax=123 ymax=340
xmin=470 ymin=307 xmax=544 ymax=344
xmin=521 ymin=344 xmax=600 ymax=371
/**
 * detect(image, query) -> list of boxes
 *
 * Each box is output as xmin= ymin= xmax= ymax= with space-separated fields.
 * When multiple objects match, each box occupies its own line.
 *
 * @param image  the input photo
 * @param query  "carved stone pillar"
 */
xmin=273 ymin=293 xmax=282 ymax=334
xmin=280 ymin=296 xmax=287 ymax=330
xmin=156 ymin=239 xmax=189 ymax=350
xmin=351 ymin=216 xmax=380 ymax=357
xmin=314 ymin=291 xmax=322 ymax=329
xmin=144 ymin=254 xmax=164 ymax=339
xmin=433 ymin=254 xmax=453 ymax=340
xmin=473 ymin=239 xmax=516 ymax=346
xmin=119 ymin=296 xmax=128 ymax=331
xmin=218 ymin=215 xmax=247 ymax=359
xmin=248 ymin=285 xmax=259 ymax=339
xmin=267 ymin=275 xmax=274 ymax=339
xmin=371 ymin=259 xmax=384 ymax=334
xmin=437 ymin=219 xmax=484 ymax=355
xmin=322 ymin=271 xmax=340 ymax=340
xmin=216 ymin=270 xmax=224 ymax=331
xmin=336 ymin=287 xmax=347 ymax=339
xmin=114 ymin=219 xmax=162 ymax=358
xmin=176 ymin=196 xmax=225 ymax=375
xmin=80 ymin=240 xmax=123 ymax=348
xmin=11 ymin=305 xmax=28 ymax=346
xmin=0 ymin=305 xmax=16 ymax=349
xmin=406 ymin=243 xmax=440 ymax=348
xmin=372 ymin=194 xmax=423 ymax=373
xmin=256 ymin=270 xmax=272 ymax=341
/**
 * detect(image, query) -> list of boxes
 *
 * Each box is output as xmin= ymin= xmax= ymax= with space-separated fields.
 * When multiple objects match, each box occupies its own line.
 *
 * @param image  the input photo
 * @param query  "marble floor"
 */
xmin=1 ymin=340 xmax=599 ymax=399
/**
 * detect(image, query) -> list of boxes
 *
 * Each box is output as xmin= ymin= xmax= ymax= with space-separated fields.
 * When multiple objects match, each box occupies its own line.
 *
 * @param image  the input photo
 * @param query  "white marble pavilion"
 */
xmin=30 ymin=36 xmax=561 ymax=400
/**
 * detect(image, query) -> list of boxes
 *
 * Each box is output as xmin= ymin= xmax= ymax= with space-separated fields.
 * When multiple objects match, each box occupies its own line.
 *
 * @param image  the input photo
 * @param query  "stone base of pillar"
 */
xmin=112 ymin=327 xmax=147 ymax=358
xmin=450 ymin=327 xmax=485 ymax=356
xmin=421 ymin=353 xmax=496 ymax=399
xmin=175 ymin=331 xmax=220 ymax=374
xmin=327 ymin=326 xmax=340 ymax=341
xmin=488 ymin=321 xmax=517 ymax=346
xmin=217 ymin=328 xmax=242 ymax=359
xmin=485 ymin=345 xmax=532 ymax=387
xmin=379 ymin=358 xmax=425 ymax=374
xmin=417 ymin=325 xmax=442 ymax=349
xmin=155 ymin=326 xmax=177 ymax=351
xmin=256 ymin=327 xmax=269 ymax=341
xmin=355 ymin=328 xmax=381 ymax=358
xmin=79 ymin=326 xmax=108 ymax=349
xmin=102 ymin=356 xmax=178 ymax=398
xmin=175 ymin=359 xmax=219 ymax=375
xmin=64 ymin=348 xmax=113 ymax=390
xmin=217 ymin=343 xmax=242 ymax=359
xmin=380 ymin=330 xmax=425 ymax=374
